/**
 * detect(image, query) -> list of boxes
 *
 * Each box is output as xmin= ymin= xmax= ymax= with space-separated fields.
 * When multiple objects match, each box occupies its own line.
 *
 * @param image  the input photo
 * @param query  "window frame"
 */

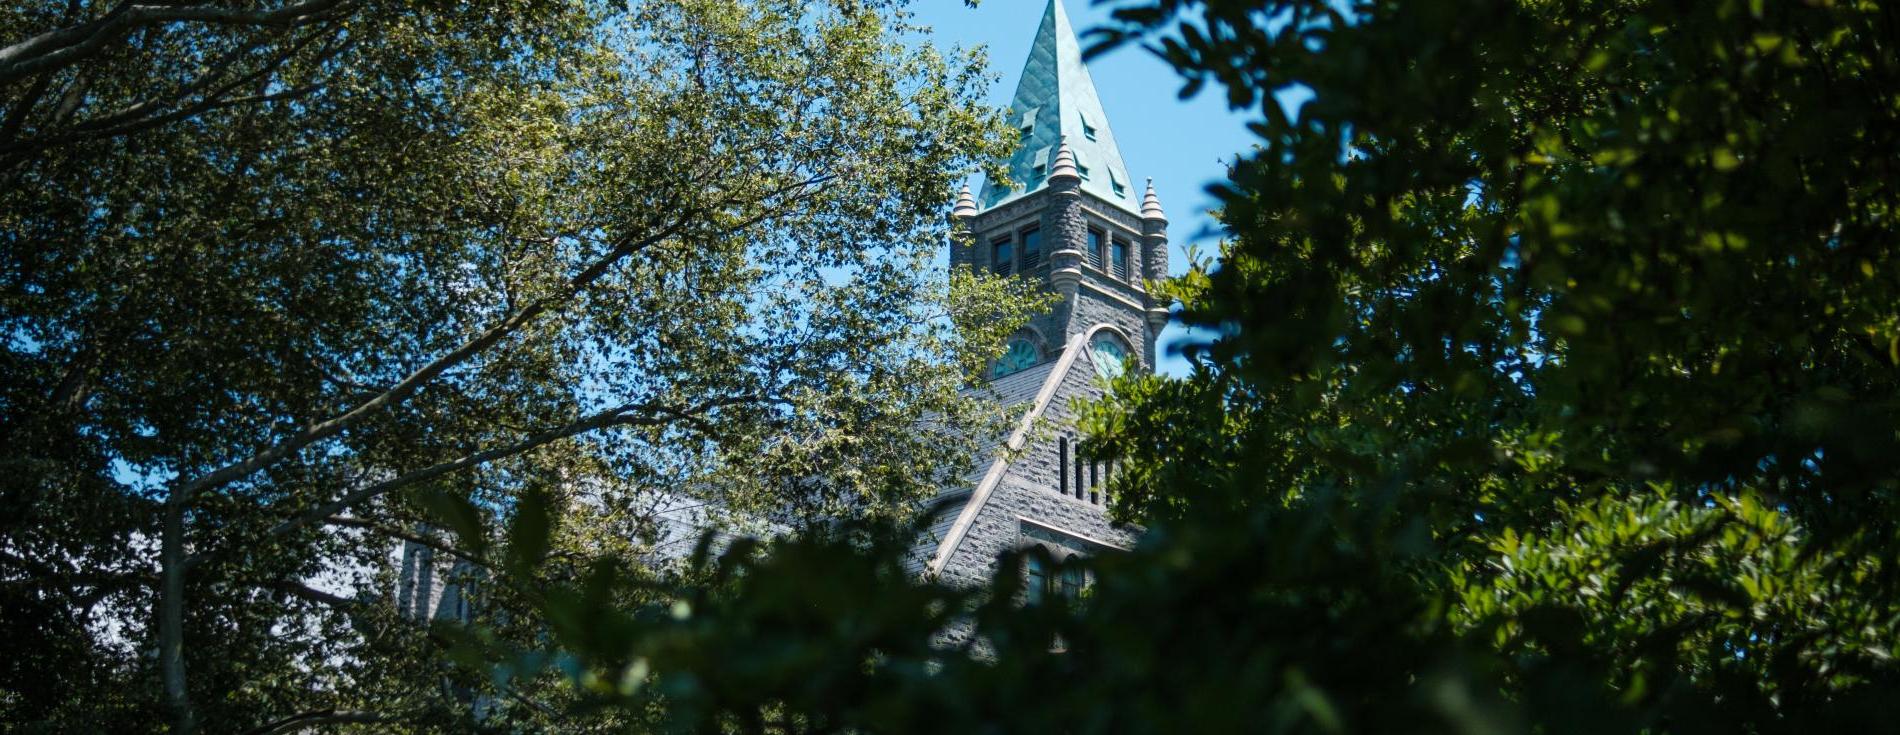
xmin=1019 ymin=226 xmax=1042 ymax=270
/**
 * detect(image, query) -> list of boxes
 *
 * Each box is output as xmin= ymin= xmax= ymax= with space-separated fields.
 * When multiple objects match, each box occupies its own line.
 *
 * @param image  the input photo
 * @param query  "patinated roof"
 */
xmin=977 ymin=0 xmax=1138 ymax=214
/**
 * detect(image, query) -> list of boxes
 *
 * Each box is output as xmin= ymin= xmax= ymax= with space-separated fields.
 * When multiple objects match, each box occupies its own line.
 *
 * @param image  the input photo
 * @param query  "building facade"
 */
xmin=917 ymin=0 xmax=1165 ymax=592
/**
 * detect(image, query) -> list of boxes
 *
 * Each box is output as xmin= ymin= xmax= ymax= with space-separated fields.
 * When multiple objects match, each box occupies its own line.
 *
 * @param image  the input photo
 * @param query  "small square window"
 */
xmin=1031 ymin=164 xmax=1046 ymax=180
xmin=1076 ymin=165 xmax=1090 ymax=180
xmin=1083 ymin=123 xmax=1098 ymax=141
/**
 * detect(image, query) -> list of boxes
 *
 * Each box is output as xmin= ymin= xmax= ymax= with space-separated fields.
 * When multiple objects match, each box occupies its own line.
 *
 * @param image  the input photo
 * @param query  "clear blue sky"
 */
xmin=906 ymin=0 xmax=1272 ymax=374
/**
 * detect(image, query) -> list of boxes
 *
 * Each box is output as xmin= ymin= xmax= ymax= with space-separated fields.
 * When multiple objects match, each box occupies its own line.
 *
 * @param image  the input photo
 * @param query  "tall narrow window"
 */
xmin=1111 ymin=238 xmax=1130 ymax=280
xmin=1086 ymin=228 xmax=1104 ymax=270
xmin=1020 ymin=228 xmax=1042 ymax=270
xmin=1074 ymin=451 xmax=1085 ymax=499
xmin=991 ymin=237 xmax=1013 ymax=275
xmin=1058 ymin=437 xmax=1070 ymax=497
xmin=1057 ymin=565 xmax=1086 ymax=599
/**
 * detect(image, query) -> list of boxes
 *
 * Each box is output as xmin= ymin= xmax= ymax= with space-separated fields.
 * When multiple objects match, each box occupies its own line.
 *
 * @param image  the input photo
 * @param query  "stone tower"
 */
xmin=920 ymin=0 xmax=1165 ymax=592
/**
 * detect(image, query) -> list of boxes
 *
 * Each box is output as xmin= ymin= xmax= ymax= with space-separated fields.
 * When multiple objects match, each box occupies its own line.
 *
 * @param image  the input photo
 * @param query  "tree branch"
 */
xmin=0 ymin=0 xmax=353 ymax=83
xmin=324 ymin=515 xmax=493 ymax=570
xmin=179 ymin=393 xmax=762 ymax=573
xmin=243 ymin=708 xmax=401 ymax=735
xmin=260 ymin=578 xmax=360 ymax=611
xmin=167 ymin=209 xmax=691 ymax=507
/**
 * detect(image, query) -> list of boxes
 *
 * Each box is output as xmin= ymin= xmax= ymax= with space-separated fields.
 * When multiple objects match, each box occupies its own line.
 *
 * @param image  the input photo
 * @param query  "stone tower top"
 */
xmin=949 ymin=0 xmax=1170 ymax=377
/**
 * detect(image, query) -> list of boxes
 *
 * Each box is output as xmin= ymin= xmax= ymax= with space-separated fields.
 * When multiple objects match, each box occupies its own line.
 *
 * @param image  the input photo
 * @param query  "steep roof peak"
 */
xmin=978 ymin=0 xmax=1137 ymax=214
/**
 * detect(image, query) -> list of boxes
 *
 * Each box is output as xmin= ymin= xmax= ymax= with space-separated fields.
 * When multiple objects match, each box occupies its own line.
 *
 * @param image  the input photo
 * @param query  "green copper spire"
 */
xmin=978 ymin=0 xmax=1138 ymax=213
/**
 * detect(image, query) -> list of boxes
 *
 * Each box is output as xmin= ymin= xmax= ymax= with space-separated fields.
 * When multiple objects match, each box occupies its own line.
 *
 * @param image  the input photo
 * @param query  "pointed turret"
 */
xmin=1140 ymin=178 xmax=1167 ymax=222
xmin=1049 ymin=137 xmax=1079 ymax=182
xmin=1138 ymin=177 xmax=1171 ymax=328
xmin=979 ymin=0 xmax=1137 ymax=213
xmin=953 ymin=183 xmax=978 ymax=218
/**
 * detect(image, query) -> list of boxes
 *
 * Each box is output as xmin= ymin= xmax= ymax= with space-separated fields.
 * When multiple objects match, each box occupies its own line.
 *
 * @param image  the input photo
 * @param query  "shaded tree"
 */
xmin=0 ymin=0 xmax=1031 ymax=731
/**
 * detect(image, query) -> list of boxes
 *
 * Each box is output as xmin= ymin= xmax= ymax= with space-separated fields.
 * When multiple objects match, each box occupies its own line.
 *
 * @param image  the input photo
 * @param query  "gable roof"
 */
xmin=927 ymin=330 xmax=1095 ymax=574
xmin=978 ymin=0 xmax=1138 ymax=214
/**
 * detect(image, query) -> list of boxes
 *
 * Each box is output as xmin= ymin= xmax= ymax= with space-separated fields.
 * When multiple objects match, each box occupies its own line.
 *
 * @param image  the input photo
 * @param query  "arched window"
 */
xmin=992 ymin=337 xmax=1040 ymax=378
xmin=1025 ymin=553 xmax=1049 ymax=605
xmin=1024 ymin=551 xmax=1088 ymax=606
xmin=1089 ymin=331 xmax=1131 ymax=381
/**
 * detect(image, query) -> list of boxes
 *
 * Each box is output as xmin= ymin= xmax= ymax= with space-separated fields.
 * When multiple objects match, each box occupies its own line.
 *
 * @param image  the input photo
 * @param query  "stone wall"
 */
xmin=934 ymin=342 xmax=1140 ymax=590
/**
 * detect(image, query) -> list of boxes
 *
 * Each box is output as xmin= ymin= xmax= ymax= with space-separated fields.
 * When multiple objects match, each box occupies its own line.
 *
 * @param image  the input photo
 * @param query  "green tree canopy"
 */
xmin=1 ymin=0 xmax=1035 ymax=731
xmin=1083 ymin=0 xmax=1900 ymax=728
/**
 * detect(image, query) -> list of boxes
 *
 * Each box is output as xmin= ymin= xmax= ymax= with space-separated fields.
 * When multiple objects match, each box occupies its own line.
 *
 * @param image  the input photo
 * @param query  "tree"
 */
xmin=1082 ymin=0 xmax=1900 ymax=728
xmin=0 ymin=0 xmax=1032 ymax=731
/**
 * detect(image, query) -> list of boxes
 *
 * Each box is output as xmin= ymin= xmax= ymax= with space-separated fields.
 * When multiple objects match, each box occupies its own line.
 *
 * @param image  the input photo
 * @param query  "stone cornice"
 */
xmin=1078 ymin=277 xmax=1146 ymax=311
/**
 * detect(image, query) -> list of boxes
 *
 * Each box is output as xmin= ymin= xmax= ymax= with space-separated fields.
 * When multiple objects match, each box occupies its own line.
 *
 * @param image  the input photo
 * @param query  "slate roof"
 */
xmin=978 ymin=0 xmax=1139 ymax=214
xmin=968 ymin=359 xmax=1059 ymax=409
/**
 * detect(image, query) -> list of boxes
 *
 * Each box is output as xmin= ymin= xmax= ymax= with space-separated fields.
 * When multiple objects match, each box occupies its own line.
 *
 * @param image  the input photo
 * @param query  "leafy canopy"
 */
xmin=1 ymin=0 xmax=1031 ymax=731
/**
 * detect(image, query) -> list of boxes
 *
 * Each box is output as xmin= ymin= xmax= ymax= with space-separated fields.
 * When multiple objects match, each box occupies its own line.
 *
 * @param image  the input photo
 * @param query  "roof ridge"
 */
xmin=927 ymin=329 xmax=1093 ymax=575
